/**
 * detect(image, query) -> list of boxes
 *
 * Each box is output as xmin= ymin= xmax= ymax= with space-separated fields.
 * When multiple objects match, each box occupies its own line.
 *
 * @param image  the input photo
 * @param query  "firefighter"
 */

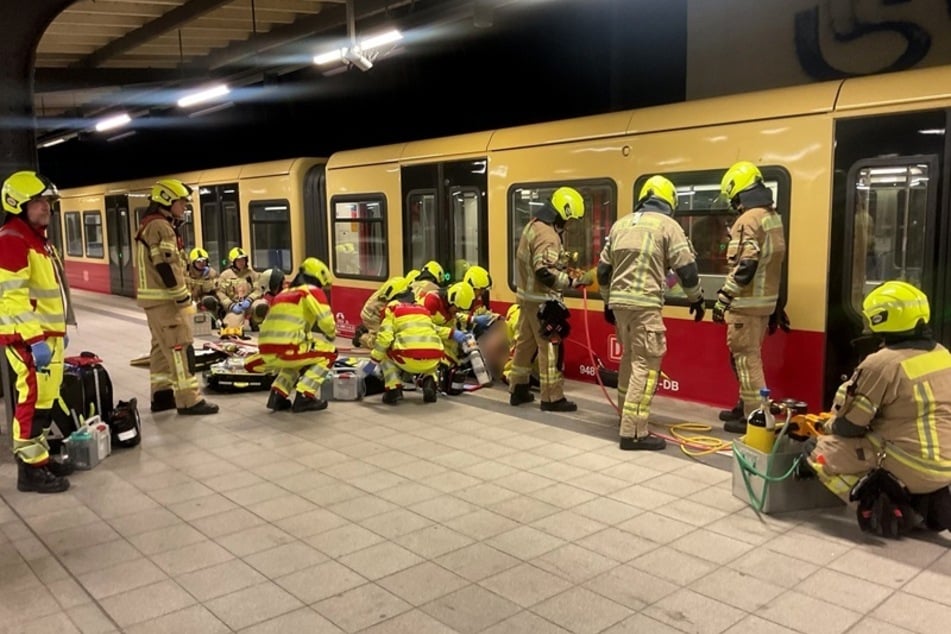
xmin=244 ymin=258 xmax=337 ymax=413
xmin=216 ymin=247 xmax=268 ymax=329
xmin=715 ymin=161 xmax=788 ymax=432
xmin=257 ymin=268 xmax=287 ymax=305
xmin=410 ymin=260 xmax=447 ymax=300
xmin=421 ymin=282 xmax=479 ymax=391
xmin=352 ymin=275 xmax=404 ymax=349
xmin=598 ymin=175 xmax=705 ymax=451
xmin=365 ymin=277 xmax=465 ymax=404
xmin=509 ymin=186 xmax=592 ymax=411
xmin=135 ymin=179 xmax=218 ymax=416
xmin=461 ymin=264 xmax=508 ymax=376
xmin=803 ymin=281 xmax=951 ymax=536
xmin=186 ymin=247 xmax=220 ymax=314
xmin=0 ymin=171 xmax=76 ymax=493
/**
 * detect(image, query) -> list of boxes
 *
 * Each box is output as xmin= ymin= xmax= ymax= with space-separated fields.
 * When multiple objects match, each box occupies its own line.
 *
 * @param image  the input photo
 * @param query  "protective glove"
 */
xmin=688 ymin=297 xmax=705 ymax=322
xmin=30 ymin=341 xmax=52 ymax=371
xmin=571 ymin=268 xmax=596 ymax=288
xmin=768 ymin=308 xmax=791 ymax=335
xmin=712 ymin=290 xmax=733 ymax=324
xmin=604 ymin=307 xmax=616 ymax=325
xmin=202 ymin=267 xmax=211 ymax=278
xmin=239 ymin=298 xmax=252 ymax=311
xmin=451 ymin=329 xmax=468 ymax=346
xmin=472 ymin=314 xmax=494 ymax=329
xmin=230 ymin=302 xmax=246 ymax=315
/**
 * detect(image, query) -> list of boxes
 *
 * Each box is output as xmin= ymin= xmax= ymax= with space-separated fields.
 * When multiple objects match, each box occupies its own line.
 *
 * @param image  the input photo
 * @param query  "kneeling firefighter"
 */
xmin=353 ymin=275 xmax=404 ymax=349
xmin=244 ymin=258 xmax=337 ymax=413
xmin=136 ymin=179 xmax=218 ymax=416
xmin=803 ymin=281 xmax=951 ymax=536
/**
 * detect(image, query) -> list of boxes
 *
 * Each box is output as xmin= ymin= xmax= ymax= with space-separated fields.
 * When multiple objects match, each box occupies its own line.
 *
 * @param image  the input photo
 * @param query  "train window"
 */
xmin=451 ymin=188 xmax=481 ymax=281
xmin=250 ymin=200 xmax=292 ymax=273
xmin=507 ymin=181 xmax=617 ymax=294
xmin=48 ymin=202 xmax=63 ymax=255
xmin=64 ymin=211 xmax=83 ymax=257
xmin=331 ymin=196 xmax=387 ymax=280
xmin=406 ymin=190 xmax=438 ymax=272
xmin=82 ymin=211 xmax=104 ymax=259
xmin=634 ymin=170 xmax=788 ymax=305
xmin=848 ymin=162 xmax=933 ymax=311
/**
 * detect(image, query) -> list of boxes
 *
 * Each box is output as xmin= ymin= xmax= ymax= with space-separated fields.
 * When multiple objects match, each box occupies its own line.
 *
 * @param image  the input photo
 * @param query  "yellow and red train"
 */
xmin=56 ymin=64 xmax=951 ymax=411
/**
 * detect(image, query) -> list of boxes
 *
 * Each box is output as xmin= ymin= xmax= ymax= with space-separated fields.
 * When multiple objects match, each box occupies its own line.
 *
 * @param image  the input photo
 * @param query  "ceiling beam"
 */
xmin=71 ymin=0 xmax=234 ymax=69
xmin=36 ymin=67 xmax=198 ymax=92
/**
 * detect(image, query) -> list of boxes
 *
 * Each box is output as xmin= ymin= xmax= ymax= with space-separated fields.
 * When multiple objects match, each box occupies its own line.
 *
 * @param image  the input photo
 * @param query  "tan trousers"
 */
xmin=726 ymin=312 xmax=769 ymax=416
xmin=509 ymin=300 xmax=563 ymax=402
xmin=615 ymin=308 xmax=666 ymax=438
xmin=145 ymin=302 xmax=202 ymax=408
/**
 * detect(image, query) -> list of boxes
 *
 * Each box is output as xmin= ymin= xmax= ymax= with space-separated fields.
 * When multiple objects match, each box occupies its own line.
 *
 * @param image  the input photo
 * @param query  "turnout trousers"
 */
xmin=726 ymin=312 xmax=769 ymax=416
xmin=6 ymin=337 xmax=64 ymax=465
xmin=509 ymin=299 xmax=564 ymax=403
xmin=145 ymin=302 xmax=202 ymax=409
xmin=615 ymin=308 xmax=666 ymax=439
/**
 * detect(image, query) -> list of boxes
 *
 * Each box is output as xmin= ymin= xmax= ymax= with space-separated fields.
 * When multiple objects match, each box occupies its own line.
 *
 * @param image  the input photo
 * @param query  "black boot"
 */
xmin=17 ymin=461 xmax=70 ymax=494
xmin=540 ymin=398 xmax=577 ymax=412
xmin=266 ymin=390 xmax=292 ymax=411
xmin=150 ymin=389 xmax=176 ymax=413
xmin=422 ymin=376 xmax=438 ymax=403
xmin=382 ymin=388 xmax=403 ymax=405
xmin=509 ymin=383 xmax=534 ymax=406
xmin=292 ymin=393 xmax=328 ymax=413
xmin=719 ymin=400 xmax=744 ymax=422
xmin=619 ymin=435 xmax=666 ymax=451
xmin=177 ymin=400 xmax=220 ymax=415
xmin=48 ymin=455 xmax=75 ymax=477
xmin=723 ymin=417 xmax=748 ymax=434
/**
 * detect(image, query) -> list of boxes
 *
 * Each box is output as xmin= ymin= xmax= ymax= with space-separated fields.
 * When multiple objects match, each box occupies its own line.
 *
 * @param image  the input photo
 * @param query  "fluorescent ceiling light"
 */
xmin=95 ymin=113 xmax=131 ymax=132
xmin=314 ymin=48 xmax=346 ymax=65
xmin=361 ymin=29 xmax=402 ymax=51
xmin=919 ymin=128 xmax=945 ymax=135
xmin=40 ymin=137 xmax=66 ymax=148
xmin=178 ymin=84 xmax=230 ymax=108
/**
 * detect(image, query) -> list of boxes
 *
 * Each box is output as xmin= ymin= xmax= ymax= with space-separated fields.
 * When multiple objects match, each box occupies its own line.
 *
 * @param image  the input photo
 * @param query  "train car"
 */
xmin=324 ymin=64 xmax=951 ymax=412
xmin=57 ymin=158 xmax=329 ymax=296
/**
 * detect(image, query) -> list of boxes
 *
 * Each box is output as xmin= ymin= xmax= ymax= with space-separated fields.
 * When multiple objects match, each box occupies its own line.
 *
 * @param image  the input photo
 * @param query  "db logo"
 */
xmin=607 ymin=335 xmax=623 ymax=362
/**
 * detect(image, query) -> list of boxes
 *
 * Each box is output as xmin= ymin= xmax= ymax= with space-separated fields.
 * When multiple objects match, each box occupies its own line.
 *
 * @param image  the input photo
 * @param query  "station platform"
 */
xmin=1 ymin=290 xmax=948 ymax=633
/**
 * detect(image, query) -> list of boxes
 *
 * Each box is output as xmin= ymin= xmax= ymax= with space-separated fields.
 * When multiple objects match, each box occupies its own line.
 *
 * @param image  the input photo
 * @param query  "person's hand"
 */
xmin=768 ymin=308 xmax=791 ymax=335
xmin=689 ymin=297 xmax=705 ymax=322
xmin=30 ymin=341 xmax=52 ymax=371
xmin=473 ymin=314 xmax=494 ymax=329
xmin=451 ymin=329 xmax=468 ymax=346
xmin=604 ymin=307 xmax=616 ymax=325
xmin=571 ymin=269 xmax=595 ymax=288
xmin=712 ymin=290 xmax=732 ymax=324
xmin=230 ymin=303 xmax=245 ymax=315
xmin=239 ymin=298 xmax=252 ymax=311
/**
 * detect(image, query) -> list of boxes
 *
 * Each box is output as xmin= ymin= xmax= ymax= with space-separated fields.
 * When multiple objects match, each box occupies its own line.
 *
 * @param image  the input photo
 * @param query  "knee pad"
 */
xmin=184 ymin=344 xmax=196 ymax=373
xmin=252 ymin=302 xmax=270 ymax=322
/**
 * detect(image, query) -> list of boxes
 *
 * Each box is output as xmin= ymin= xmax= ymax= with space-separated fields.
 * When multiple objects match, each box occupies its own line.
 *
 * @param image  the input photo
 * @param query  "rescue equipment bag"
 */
xmin=108 ymin=398 xmax=142 ymax=448
xmin=50 ymin=352 xmax=114 ymax=449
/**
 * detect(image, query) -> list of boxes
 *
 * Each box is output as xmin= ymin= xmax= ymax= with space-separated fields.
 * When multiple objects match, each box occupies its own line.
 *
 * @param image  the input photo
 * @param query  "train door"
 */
xmin=199 ymin=183 xmax=241 ymax=270
xmin=401 ymin=159 xmax=488 ymax=284
xmin=105 ymin=194 xmax=136 ymax=297
xmin=302 ymin=164 xmax=329 ymax=264
xmin=825 ymin=109 xmax=950 ymax=407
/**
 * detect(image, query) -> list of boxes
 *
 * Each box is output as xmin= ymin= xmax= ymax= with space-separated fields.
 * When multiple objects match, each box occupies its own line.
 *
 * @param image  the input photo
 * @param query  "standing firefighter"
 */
xmin=715 ymin=161 xmax=787 ymax=432
xmin=598 ymin=176 xmax=705 ymax=450
xmin=135 ymin=179 xmax=219 ymax=416
xmin=245 ymin=258 xmax=337 ymax=413
xmin=509 ymin=187 xmax=592 ymax=412
xmin=0 ymin=171 xmax=74 ymax=493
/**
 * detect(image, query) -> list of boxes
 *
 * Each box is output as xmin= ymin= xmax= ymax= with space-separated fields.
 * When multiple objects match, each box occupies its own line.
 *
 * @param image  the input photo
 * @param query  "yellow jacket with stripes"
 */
xmin=0 ymin=216 xmax=68 ymax=345
xmin=134 ymin=210 xmax=189 ymax=308
xmin=256 ymin=284 xmax=336 ymax=359
xmin=371 ymin=302 xmax=448 ymax=364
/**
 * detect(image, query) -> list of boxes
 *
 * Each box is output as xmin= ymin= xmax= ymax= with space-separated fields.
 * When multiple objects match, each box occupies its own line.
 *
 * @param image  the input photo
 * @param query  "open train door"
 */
xmin=825 ymin=109 xmax=950 ymax=408
xmin=105 ymin=194 xmax=136 ymax=297
xmin=400 ymin=159 xmax=489 ymax=284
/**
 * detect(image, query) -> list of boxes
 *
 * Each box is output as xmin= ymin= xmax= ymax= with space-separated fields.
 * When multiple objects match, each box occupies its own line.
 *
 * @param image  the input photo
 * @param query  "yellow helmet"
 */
xmin=189 ymin=247 xmax=209 ymax=264
xmin=2 ymin=171 xmax=59 ymax=215
xmin=637 ymin=175 xmax=677 ymax=210
xmin=720 ymin=161 xmax=763 ymax=202
xmin=550 ymin=186 xmax=585 ymax=221
xmin=447 ymin=282 xmax=476 ymax=311
xmin=421 ymin=260 xmax=447 ymax=284
xmin=298 ymin=257 xmax=332 ymax=287
xmin=380 ymin=276 xmax=411 ymax=301
xmin=228 ymin=247 xmax=249 ymax=265
xmin=150 ymin=179 xmax=192 ymax=206
xmin=463 ymin=265 xmax=492 ymax=290
xmin=862 ymin=281 xmax=930 ymax=333
xmin=404 ymin=269 xmax=421 ymax=285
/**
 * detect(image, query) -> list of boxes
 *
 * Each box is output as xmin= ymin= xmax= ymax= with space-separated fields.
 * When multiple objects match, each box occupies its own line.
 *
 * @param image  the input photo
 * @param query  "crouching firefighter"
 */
xmin=245 ymin=258 xmax=337 ymax=413
xmin=136 ymin=179 xmax=218 ymax=416
xmin=801 ymin=281 xmax=951 ymax=537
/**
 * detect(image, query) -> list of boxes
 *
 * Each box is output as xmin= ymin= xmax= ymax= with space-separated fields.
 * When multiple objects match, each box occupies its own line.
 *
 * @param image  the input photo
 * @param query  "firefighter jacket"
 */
xmin=411 ymin=279 xmax=440 ymax=302
xmin=723 ymin=206 xmax=785 ymax=315
xmin=186 ymin=264 xmax=219 ymax=302
xmin=830 ymin=342 xmax=951 ymax=478
xmin=257 ymin=284 xmax=336 ymax=360
xmin=598 ymin=210 xmax=702 ymax=309
xmin=217 ymin=265 xmax=262 ymax=310
xmin=360 ymin=287 xmax=388 ymax=331
xmin=371 ymin=302 xmax=449 ymax=365
xmin=421 ymin=290 xmax=453 ymax=327
xmin=515 ymin=218 xmax=572 ymax=303
xmin=134 ymin=211 xmax=189 ymax=309
xmin=0 ymin=216 xmax=70 ymax=344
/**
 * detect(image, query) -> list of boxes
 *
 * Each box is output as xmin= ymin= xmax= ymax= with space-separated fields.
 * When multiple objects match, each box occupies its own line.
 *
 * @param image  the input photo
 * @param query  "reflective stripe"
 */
xmin=901 ymin=348 xmax=951 ymax=380
xmin=29 ymin=287 xmax=62 ymax=299
xmin=851 ymin=394 xmax=877 ymax=418
xmin=0 ymin=278 xmax=27 ymax=292
xmin=913 ymin=381 xmax=940 ymax=461
xmin=868 ymin=433 xmax=951 ymax=475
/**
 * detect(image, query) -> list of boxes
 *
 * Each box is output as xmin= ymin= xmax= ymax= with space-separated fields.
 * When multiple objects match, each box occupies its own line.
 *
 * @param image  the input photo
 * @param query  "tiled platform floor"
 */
xmin=1 ymin=290 xmax=949 ymax=633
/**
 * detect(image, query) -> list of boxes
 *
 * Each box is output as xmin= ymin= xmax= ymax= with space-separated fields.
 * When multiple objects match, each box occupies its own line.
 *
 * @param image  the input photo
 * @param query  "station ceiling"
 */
xmin=34 ymin=0 xmax=508 ymax=140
